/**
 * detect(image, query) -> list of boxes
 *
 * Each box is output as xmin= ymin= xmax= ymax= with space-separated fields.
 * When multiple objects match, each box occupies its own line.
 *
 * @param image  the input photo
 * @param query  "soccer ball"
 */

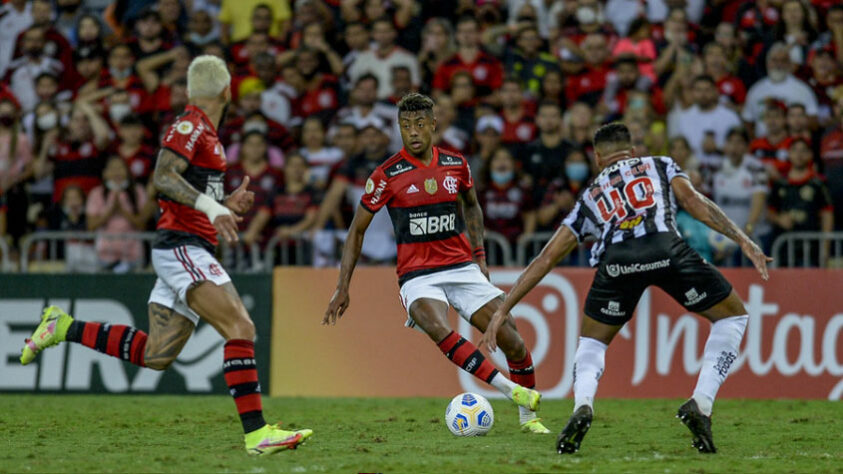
xmin=444 ymin=392 xmax=494 ymax=436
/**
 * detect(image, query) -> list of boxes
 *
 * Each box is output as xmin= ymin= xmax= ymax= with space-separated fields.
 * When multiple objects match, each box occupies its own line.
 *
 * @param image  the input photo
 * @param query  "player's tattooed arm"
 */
xmin=460 ymin=188 xmax=485 ymax=250
xmin=152 ymin=149 xmax=200 ymax=206
xmin=144 ymin=303 xmax=194 ymax=370
xmin=673 ymin=176 xmax=772 ymax=279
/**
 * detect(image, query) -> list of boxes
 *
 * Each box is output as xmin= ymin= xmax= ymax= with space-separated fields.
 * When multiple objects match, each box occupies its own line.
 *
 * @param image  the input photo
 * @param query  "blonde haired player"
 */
xmin=20 ymin=55 xmax=313 ymax=455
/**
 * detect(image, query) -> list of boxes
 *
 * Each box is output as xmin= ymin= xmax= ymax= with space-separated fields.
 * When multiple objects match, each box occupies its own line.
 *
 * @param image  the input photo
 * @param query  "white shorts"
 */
xmin=399 ymin=263 xmax=504 ymax=330
xmin=148 ymin=245 xmax=231 ymax=325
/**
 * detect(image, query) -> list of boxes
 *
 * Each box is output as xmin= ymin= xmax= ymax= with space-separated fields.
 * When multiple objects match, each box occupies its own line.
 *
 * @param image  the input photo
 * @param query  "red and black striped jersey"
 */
xmin=155 ymin=105 xmax=227 ymax=251
xmin=360 ymin=147 xmax=474 ymax=286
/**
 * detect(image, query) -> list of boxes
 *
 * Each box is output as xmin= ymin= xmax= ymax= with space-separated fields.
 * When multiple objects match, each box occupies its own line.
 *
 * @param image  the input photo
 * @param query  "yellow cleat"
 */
xmin=511 ymin=385 xmax=541 ymax=412
xmin=20 ymin=306 xmax=73 ymax=365
xmin=521 ymin=418 xmax=551 ymax=434
xmin=244 ymin=424 xmax=313 ymax=456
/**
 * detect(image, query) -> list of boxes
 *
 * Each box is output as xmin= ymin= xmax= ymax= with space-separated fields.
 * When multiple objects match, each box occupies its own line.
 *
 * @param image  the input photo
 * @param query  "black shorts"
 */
xmin=584 ymin=232 xmax=733 ymax=325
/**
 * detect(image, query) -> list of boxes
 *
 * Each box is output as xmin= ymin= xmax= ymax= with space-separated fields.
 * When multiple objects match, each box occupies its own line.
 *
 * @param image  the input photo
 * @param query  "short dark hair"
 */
xmin=788 ymin=102 xmax=806 ymax=113
xmin=693 ymin=74 xmax=716 ymax=86
xmin=397 ymin=92 xmax=435 ymax=116
xmin=726 ymin=126 xmax=748 ymax=142
xmin=356 ymin=72 xmax=379 ymax=88
xmin=593 ymin=122 xmax=631 ymax=151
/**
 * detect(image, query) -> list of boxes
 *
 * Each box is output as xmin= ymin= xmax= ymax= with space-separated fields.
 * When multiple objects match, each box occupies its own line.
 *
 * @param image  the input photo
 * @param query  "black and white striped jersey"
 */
xmin=561 ymin=156 xmax=689 ymax=266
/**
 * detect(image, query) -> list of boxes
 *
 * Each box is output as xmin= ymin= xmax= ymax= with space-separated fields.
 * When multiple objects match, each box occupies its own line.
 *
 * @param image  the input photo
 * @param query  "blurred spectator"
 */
xmin=478 ymin=147 xmax=536 ymax=246
xmin=13 ymin=0 xmax=73 ymax=78
xmin=70 ymin=45 xmax=105 ymax=99
xmin=565 ymin=33 xmax=612 ymax=107
xmin=75 ymin=13 xmax=106 ymax=51
xmin=185 ymin=10 xmax=220 ymax=50
xmin=611 ymin=18 xmax=656 ymax=82
xmin=334 ymin=73 xmax=401 ymax=153
xmin=804 ymin=47 xmax=842 ymax=126
xmin=0 ymin=98 xmax=33 ymax=243
xmin=220 ymin=0 xmax=291 ymax=44
xmin=312 ymin=120 xmax=396 ymax=265
xmin=348 ymin=17 xmax=420 ymax=100
xmin=809 ymin=4 xmax=843 ymax=63
xmin=499 ymin=78 xmax=536 ymax=148
xmin=768 ymin=138 xmax=834 ymax=265
xmin=300 ymin=116 xmax=344 ymax=190
xmin=5 ymin=27 xmax=64 ymax=112
xmin=433 ymin=15 xmax=504 ymax=100
xmin=54 ymin=0 xmax=86 ymax=44
xmin=538 ymin=69 xmax=564 ymax=107
xmin=387 ymin=65 xmax=415 ymax=105
xmin=250 ymin=152 xmax=319 ymax=256
xmin=601 ymin=55 xmax=664 ymax=120
xmin=0 ymin=0 xmax=32 ymax=79
xmin=158 ymin=0 xmax=188 ymax=37
xmin=504 ymin=24 xmax=560 ymax=97
xmin=252 ymin=53 xmax=299 ymax=129
xmin=102 ymin=45 xmax=149 ymax=114
xmin=85 ymin=156 xmax=155 ymax=272
xmin=524 ymin=101 xmax=576 ymax=200
xmin=418 ymin=18 xmax=455 ymax=91
xmin=654 ymin=10 xmax=696 ymax=85
xmin=787 ymin=103 xmax=815 ymax=144
xmin=820 ymin=92 xmax=843 ymax=229
xmin=712 ymin=128 xmax=769 ymax=261
xmin=225 ymin=130 xmax=285 ymax=247
xmin=702 ymin=43 xmax=746 ymax=108
xmin=128 ymin=9 xmax=172 ymax=60
xmin=562 ymin=101 xmax=595 ymax=153
xmin=668 ymin=136 xmax=700 ymax=175
xmin=432 ymin=94 xmax=469 ymax=155
xmin=342 ymin=21 xmax=371 ymax=74
xmin=773 ymin=0 xmax=818 ymax=67
xmin=35 ymin=101 xmax=110 ymax=203
xmin=749 ymin=99 xmax=793 ymax=179
xmin=111 ymin=115 xmax=156 ymax=184
xmin=743 ymin=43 xmax=819 ymax=136
xmin=330 ymin=121 xmax=359 ymax=160
xmin=669 ymin=75 xmax=742 ymax=164
xmin=292 ymin=47 xmax=340 ymax=122
xmin=537 ymin=147 xmax=590 ymax=231
xmin=469 ymin=114 xmax=503 ymax=178
xmin=220 ymin=78 xmax=291 ymax=149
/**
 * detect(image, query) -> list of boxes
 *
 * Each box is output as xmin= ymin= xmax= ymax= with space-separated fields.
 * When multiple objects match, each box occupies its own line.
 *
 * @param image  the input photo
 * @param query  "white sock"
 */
xmin=518 ymin=406 xmax=536 ymax=424
xmin=692 ymin=315 xmax=748 ymax=416
xmin=573 ymin=337 xmax=607 ymax=411
xmin=490 ymin=372 xmax=517 ymax=397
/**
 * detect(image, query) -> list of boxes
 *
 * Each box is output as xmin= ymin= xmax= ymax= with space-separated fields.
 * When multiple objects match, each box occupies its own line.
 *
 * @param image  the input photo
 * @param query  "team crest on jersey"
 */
xmin=176 ymin=121 xmax=194 ymax=135
xmin=425 ymin=178 xmax=438 ymax=194
xmin=365 ymin=178 xmax=375 ymax=194
xmin=443 ymin=176 xmax=458 ymax=194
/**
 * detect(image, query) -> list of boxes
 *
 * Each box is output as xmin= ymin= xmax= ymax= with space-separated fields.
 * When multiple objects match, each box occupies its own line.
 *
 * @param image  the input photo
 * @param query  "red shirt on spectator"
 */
xmin=566 ymin=64 xmax=612 ymax=106
xmin=479 ymin=182 xmax=534 ymax=243
xmin=225 ymin=163 xmax=284 ymax=230
xmin=750 ymin=135 xmax=795 ymax=176
xmin=98 ymin=73 xmax=152 ymax=114
xmin=500 ymin=114 xmax=537 ymax=146
xmin=109 ymin=142 xmax=157 ymax=183
xmin=432 ymin=50 xmax=504 ymax=97
xmin=298 ymin=75 xmax=339 ymax=118
xmin=13 ymin=27 xmax=74 ymax=82
xmin=717 ymin=76 xmax=747 ymax=105
xmin=49 ymin=139 xmax=103 ymax=202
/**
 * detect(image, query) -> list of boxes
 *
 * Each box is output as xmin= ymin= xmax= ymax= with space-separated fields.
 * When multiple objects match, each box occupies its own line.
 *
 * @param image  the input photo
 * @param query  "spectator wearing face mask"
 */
xmin=100 ymin=45 xmax=150 ymax=115
xmin=743 ymin=43 xmax=819 ymax=136
xmin=537 ymin=147 xmax=590 ymax=232
xmin=0 ymin=0 xmax=33 ymax=80
xmin=12 ymin=0 xmax=73 ymax=79
xmin=478 ymin=147 xmax=536 ymax=249
xmin=4 ymin=27 xmax=64 ymax=112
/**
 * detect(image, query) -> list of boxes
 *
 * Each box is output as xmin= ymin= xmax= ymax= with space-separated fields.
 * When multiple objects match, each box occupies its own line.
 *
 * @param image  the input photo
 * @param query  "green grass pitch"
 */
xmin=1 ymin=395 xmax=841 ymax=473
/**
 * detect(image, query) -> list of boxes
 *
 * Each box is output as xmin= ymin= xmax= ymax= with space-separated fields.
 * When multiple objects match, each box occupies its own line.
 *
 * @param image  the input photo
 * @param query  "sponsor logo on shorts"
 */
xmin=600 ymin=300 xmax=626 ymax=317
xmin=208 ymin=263 xmax=224 ymax=277
xmin=606 ymin=259 xmax=670 ymax=278
xmin=409 ymin=213 xmax=456 ymax=236
xmin=684 ymin=288 xmax=707 ymax=306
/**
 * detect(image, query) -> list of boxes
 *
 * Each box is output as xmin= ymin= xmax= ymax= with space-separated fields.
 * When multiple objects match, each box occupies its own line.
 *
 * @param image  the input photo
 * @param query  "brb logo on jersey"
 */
xmin=409 ymin=212 xmax=456 ymax=236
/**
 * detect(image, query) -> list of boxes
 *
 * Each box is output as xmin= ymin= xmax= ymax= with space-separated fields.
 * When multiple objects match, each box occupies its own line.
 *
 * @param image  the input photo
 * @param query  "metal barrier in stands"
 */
xmin=19 ymin=231 xmax=158 ymax=273
xmin=263 ymin=233 xmax=312 ymax=268
xmin=220 ymin=240 xmax=263 ymax=273
xmin=483 ymin=231 xmax=514 ymax=266
xmin=0 ymin=237 xmax=11 ymax=272
xmin=515 ymin=232 xmax=593 ymax=267
xmin=770 ymin=231 xmax=843 ymax=268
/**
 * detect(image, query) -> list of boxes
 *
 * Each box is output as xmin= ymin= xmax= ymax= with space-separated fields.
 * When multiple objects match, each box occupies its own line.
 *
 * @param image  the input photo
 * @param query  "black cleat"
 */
xmin=677 ymin=399 xmax=717 ymax=453
xmin=556 ymin=405 xmax=593 ymax=454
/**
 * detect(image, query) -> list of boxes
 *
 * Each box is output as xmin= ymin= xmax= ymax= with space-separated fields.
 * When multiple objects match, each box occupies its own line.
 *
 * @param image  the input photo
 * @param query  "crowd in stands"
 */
xmin=0 ymin=0 xmax=841 ymax=271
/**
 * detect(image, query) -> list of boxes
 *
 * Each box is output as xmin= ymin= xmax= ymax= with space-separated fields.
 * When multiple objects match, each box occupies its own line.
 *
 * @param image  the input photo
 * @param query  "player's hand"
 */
xmin=740 ymin=238 xmax=773 ymax=281
xmin=214 ymin=213 xmax=242 ymax=244
xmin=476 ymin=257 xmax=490 ymax=280
xmin=225 ymin=176 xmax=255 ymax=214
xmin=323 ymin=287 xmax=350 ymax=325
xmin=480 ymin=308 xmax=507 ymax=353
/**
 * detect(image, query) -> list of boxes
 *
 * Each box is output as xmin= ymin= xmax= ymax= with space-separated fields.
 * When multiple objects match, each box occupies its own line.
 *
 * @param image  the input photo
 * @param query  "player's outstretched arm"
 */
xmin=460 ymin=188 xmax=490 ymax=278
xmin=672 ymin=176 xmax=772 ymax=280
xmin=153 ymin=149 xmax=241 ymax=244
xmin=480 ymin=226 xmax=578 ymax=352
xmin=323 ymin=204 xmax=375 ymax=326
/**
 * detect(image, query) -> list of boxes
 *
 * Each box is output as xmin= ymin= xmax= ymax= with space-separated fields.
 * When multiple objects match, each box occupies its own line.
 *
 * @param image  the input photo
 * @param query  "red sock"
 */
xmin=437 ymin=331 xmax=499 ymax=383
xmin=508 ymin=351 xmax=536 ymax=388
xmin=223 ymin=339 xmax=266 ymax=434
xmin=66 ymin=320 xmax=147 ymax=366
